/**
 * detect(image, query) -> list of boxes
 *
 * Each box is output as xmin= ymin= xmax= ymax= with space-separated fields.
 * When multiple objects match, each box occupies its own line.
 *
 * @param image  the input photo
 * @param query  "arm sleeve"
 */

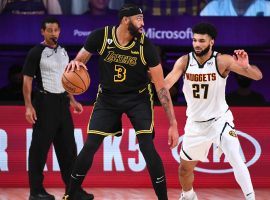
xmin=22 ymin=45 xmax=43 ymax=77
xmin=143 ymin=37 xmax=160 ymax=68
xmin=83 ymin=28 xmax=105 ymax=53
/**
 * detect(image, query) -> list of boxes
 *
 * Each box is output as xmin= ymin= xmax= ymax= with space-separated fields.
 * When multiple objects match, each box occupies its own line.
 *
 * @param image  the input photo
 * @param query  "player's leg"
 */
xmin=63 ymin=134 xmax=104 ymax=199
xmin=137 ymin=133 xmax=168 ymax=200
xmin=178 ymin=159 xmax=198 ymax=200
xmin=126 ymin=86 xmax=168 ymax=200
xmin=63 ymin=94 xmax=122 ymax=200
xmin=179 ymin=119 xmax=214 ymax=200
xmin=220 ymin=125 xmax=255 ymax=200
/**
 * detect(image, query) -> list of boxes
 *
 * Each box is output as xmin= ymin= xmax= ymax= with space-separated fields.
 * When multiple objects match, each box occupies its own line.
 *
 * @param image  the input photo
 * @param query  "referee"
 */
xmin=22 ymin=17 xmax=93 ymax=200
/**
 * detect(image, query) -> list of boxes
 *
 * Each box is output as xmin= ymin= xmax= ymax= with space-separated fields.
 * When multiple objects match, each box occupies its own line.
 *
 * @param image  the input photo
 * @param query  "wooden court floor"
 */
xmin=0 ymin=188 xmax=269 ymax=200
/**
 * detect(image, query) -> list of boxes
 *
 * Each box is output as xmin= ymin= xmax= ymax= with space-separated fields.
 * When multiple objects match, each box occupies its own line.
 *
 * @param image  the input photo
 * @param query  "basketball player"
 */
xmin=62 ymin=4 xmax=179 ymax=200
xmin=22 ymin=17 xmax=93 ymax=200
xmin=165 ymin=22 xmax=262 ymax=200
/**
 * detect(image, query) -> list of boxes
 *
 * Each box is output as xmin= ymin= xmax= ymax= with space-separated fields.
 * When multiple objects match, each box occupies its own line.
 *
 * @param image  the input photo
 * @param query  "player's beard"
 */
xmin=128 ymin=21 xmax=141 ymax=37
xmin=194 ymin=45 xmax=211 ymax=57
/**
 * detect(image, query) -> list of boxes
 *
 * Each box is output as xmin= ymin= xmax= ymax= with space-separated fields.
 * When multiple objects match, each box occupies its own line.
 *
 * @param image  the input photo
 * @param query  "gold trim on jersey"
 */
xmin=136 ymin=84 xmax=154 ymax=134
xmin=139 ymin=34 xmax=146 ymax=65
xmin=88 ymin=130 xmax=122 ymax=136
xmin=140 ymin=45 xmax=146 ymax=65
xmin=87 ymin=84 xmax=122 ymax=136
xmin=98 ymin=26 xmax=108 ymax=55
xmin=140 ymin=33 xmax=145 ymax=44
xmin=112 ymin=26 xmax=135 ymax=50
xmin=87 ymin=84 xmax=102 ymax=133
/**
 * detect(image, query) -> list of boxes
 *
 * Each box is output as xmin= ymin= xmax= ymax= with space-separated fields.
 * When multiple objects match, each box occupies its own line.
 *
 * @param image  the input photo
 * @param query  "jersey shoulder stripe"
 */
xmin=98 ymin=26 xmax=109 ymax=55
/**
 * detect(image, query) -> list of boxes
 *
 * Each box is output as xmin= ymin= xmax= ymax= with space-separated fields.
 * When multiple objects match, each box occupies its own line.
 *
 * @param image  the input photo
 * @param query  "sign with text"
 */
xmin=0 ymin=106 xmax=269 ymax=188
xmin=1 ymin=15 xmax=270 ymax=47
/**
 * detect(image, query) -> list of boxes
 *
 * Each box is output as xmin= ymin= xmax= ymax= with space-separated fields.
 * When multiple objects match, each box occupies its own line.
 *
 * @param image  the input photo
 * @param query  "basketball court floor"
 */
xmin=0 ymin=188 xmax=269 ymax=200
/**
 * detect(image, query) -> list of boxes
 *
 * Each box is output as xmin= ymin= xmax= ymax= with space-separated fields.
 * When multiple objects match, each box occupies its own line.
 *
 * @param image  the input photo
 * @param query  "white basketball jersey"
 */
xmin=183 ymin=51 xmax=229 ymax=121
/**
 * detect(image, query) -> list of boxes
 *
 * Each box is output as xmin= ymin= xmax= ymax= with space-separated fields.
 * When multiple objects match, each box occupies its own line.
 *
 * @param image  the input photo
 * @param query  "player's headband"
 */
xmin=119 ymin=5 xmax=143 ymax=19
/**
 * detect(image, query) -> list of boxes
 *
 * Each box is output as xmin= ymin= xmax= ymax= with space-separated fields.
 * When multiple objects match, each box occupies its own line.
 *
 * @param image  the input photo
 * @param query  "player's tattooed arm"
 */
xmin=149 ymin=64 xmax=178 ymax=124
xmin=157 ymin=87 xmax=176 ymax=124
xmin=158 ymin=88 xmax=170 ymax=113
xmin=74 ymin=47 xmax=92 ymax=64
xmin=66 ymin=48 xmax=92 ymax=71
xmin=150 ymin=64 xmax=179 ymax=148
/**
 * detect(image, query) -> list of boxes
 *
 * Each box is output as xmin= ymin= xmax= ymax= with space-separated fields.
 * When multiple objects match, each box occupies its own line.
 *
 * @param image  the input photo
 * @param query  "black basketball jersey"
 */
xmin=84 ymin=26 xmax=160 ymax=93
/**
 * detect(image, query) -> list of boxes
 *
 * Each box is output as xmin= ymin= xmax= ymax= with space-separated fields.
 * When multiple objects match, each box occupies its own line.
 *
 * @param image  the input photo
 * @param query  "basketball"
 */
xmin=61 ymin=68 xmax=90 ymax=95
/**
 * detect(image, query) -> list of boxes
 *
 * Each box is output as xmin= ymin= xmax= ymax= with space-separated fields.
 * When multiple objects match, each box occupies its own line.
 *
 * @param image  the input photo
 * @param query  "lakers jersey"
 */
xmin=183 ymin=51 xmax=229 ymax=121
xmin=85 ymin=26 xmax=156 ymax=93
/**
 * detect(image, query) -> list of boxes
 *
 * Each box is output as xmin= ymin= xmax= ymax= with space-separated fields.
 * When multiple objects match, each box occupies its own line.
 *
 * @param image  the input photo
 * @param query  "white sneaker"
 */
xmin=179 ymin=192 xmax=198 ymax=200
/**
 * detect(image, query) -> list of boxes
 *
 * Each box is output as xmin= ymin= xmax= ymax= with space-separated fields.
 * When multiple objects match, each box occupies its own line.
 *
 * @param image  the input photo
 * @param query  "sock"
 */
xmin=232 ymin=162 xmax=254 ymax=197
xmin=182 ymin=188 xmax=194 ymax=198
xmin=66 ymin=134 xmax=104 ymax=199
xmin=245 ymin=192 xmax=255 ymax=200
xmin=67 ymin=173 xmax=85 ymax=198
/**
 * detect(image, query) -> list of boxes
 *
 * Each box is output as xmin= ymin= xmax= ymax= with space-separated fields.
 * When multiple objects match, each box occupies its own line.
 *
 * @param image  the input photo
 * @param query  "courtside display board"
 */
xmin=0 ymin=106 xmax=269 ymax=188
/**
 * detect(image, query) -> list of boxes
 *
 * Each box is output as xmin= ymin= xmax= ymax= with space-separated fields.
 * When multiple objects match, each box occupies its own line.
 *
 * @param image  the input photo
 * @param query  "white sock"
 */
xmin=245 ymin=192 xmax=255 ymax=200
xmin=230 ymin=154 xmax=254 ymax=197
xmin=182 ymin=188 xmax=195 ymax=198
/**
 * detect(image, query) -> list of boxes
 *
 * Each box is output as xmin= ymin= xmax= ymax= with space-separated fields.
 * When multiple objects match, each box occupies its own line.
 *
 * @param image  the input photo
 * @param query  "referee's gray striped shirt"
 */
xmin=23 ymin=44 xmax=69 ymax=93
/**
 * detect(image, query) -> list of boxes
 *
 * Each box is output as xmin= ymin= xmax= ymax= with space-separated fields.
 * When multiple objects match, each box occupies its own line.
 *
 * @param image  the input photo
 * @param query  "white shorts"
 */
xmin=180 ymin=110 xmax=239 ymax=162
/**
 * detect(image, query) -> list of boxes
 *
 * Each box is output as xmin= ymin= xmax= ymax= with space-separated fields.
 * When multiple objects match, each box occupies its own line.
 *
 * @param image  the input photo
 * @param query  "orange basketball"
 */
xmin=62 ymin=68 xmax=90 ymax=95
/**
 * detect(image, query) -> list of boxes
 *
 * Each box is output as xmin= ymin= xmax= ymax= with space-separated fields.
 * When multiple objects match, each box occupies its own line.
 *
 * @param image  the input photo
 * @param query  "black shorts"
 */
xmin=88 ymin=84 xmax=154 ymax=137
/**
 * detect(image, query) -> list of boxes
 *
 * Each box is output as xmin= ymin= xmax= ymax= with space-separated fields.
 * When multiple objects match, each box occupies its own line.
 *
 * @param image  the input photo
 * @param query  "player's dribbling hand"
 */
xmin=65 ymin=60 xmax=88 ymax=72
xmin=168 ymin=122 xmax=179 ymax=149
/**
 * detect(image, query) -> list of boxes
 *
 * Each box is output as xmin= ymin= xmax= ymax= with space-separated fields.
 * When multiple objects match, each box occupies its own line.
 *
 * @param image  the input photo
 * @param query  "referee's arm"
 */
xmin=23 ymin=75 xmax=37 ymax=124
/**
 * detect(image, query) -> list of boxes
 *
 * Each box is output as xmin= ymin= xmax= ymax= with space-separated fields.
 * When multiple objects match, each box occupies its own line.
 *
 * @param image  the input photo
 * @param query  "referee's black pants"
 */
xmin=28 ymin=91 xmax=77 ymax=195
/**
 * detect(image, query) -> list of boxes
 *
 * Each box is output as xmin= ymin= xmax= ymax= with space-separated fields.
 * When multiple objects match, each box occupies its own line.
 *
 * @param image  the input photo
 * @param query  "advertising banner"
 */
xmin=0 ymin=106 xmax=269 ymax=188
xmin=1 ymin=15 xmax=270 ymax=47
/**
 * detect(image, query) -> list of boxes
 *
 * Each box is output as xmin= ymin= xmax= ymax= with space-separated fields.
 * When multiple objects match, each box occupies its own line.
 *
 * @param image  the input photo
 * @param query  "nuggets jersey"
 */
xmin=183 ymin=51 xmax=229 ymax=121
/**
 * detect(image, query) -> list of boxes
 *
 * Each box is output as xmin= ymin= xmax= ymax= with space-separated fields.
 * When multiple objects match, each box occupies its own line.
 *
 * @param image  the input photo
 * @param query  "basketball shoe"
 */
xmin=62 ymin=188 xmax=94 ymax=200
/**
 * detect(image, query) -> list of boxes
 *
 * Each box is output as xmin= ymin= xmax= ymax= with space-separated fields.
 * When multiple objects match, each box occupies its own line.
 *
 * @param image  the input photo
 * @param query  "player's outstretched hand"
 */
xmin=65 ymin=60 xmax=88 ymax=72
xmin=233 ymin=49 xmax=250 ymax=69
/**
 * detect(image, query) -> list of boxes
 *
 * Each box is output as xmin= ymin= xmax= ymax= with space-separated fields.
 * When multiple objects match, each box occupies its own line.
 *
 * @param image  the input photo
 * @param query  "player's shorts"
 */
xmin=87 ymin=84 xmax=154 ymax=137
xmin=180 ymin=109 xmax=238 ymax=162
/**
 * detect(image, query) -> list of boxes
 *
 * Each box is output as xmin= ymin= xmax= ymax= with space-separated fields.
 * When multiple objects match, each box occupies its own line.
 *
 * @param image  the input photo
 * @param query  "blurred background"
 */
xmin=0 ymin=0 xmax=269 ymax=106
